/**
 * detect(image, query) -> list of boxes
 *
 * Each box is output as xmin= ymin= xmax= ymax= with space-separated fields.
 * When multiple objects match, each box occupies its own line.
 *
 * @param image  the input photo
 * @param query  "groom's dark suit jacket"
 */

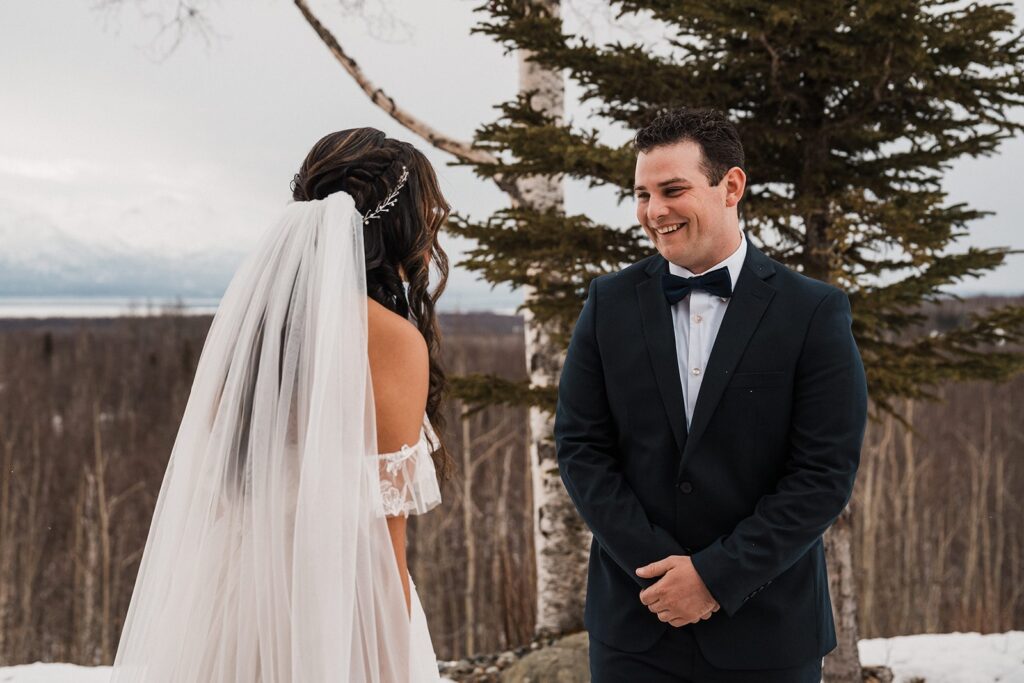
xmin=554 ymin=243 xmax=868 ymax=670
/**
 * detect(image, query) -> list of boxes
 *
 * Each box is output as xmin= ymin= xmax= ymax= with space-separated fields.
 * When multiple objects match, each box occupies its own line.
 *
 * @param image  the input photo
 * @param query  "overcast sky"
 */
xmin=1 ymin=0 xmax=1022 ymax=311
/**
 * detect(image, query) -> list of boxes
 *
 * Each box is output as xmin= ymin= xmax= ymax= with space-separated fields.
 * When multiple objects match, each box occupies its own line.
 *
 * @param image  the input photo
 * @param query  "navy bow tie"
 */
xmin=662 ymin=267 xmax=733 ymax=304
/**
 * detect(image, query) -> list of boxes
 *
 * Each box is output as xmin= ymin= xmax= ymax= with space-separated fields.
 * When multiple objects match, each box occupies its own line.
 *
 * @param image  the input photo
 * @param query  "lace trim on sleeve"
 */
xmin=376 ymin=423 xmax=441 ymax=517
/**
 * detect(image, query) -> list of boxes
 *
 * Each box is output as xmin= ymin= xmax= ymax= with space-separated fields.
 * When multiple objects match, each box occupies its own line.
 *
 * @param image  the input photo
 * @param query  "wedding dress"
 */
xmin=111 ymin=191 xmax=442 ymax=682
xmin=379 ymin=419 xmax=443 ymax=679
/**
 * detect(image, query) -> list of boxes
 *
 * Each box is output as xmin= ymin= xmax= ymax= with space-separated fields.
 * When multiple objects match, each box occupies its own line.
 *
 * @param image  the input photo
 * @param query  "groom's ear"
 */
xmin=722 ymin=167 xmax=747 ymax=208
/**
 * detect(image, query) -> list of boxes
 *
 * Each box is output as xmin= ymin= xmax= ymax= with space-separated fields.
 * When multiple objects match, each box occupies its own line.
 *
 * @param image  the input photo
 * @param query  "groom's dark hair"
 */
xmin=634 ymin=108 xmax=745 ymax=186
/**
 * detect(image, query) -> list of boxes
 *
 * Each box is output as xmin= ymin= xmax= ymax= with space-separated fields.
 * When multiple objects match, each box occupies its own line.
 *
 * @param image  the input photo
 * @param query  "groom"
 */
xmin=554 ymin=108 xmax=868 ymax=682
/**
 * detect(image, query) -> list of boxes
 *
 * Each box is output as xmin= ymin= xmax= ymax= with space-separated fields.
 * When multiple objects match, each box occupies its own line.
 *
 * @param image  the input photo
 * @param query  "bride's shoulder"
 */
xmin=366 ymin=298 xmax=427 ymax=362
xmin=367 ymin=299 xmax=428 ymax=447
xmin=368 ymin=296 xmax=428 ymax=385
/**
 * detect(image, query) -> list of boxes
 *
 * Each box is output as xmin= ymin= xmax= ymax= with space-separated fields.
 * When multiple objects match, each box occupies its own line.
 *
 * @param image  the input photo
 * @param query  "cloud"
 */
xmin=0 ymin=156 xmax=104 ymax=183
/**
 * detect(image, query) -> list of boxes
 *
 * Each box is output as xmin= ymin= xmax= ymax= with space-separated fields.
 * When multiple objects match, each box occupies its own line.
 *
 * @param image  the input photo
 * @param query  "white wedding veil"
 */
xmin=111 ymin=191 xmax=412 ymax=682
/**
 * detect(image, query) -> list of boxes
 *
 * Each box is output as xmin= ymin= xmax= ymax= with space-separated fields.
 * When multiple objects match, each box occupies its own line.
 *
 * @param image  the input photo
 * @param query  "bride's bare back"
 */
xmin=367 ymin=296 xmax=430 ymax=611
xmin=367 ymin=297 xmax=429 ymax=454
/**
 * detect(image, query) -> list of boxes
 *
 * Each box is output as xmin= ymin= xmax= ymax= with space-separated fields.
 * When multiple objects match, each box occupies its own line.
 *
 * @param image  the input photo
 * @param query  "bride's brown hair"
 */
xmin=292 ymin=128 xmax=451 ymax=478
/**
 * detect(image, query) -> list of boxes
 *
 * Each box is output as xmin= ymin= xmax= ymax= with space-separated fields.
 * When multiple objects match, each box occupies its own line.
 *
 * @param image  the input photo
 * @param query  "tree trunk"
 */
xmin=460 ymin=390 xmax=476 ymax=656
xmin=93 ymin=401 xmax=114 ymax=663
xmin=824 ymin=509 xmax=861 ymax=682
xmin=0 ymin=432 xmax=14 ymax=660
xmin=799 ymin=120 xmax=863 ymax=677
xmin=516 ymin=0 xmax=589 ymax=637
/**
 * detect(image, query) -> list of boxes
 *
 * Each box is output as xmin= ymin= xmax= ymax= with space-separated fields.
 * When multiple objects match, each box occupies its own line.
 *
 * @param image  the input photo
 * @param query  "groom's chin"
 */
xmin=655 ymin=242 xmax=690 ymax=268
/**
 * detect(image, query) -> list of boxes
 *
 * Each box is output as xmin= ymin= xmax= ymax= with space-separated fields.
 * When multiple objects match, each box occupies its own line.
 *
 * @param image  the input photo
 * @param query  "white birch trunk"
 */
xmin=517 ymin=1 xmax=591 ymax=636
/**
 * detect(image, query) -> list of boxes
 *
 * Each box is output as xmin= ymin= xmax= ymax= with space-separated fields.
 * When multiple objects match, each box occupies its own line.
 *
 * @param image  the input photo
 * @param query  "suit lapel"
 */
xmin=637 ymin=256 xmax=687 ymax=455
xmin=680 ymin=245 xmax=777 ymax=470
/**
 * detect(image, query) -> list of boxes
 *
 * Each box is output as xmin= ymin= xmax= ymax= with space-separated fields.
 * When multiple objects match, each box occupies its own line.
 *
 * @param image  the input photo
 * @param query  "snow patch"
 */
xmin=1 ymin=632 xmax=1020 ymax=682
xmin=858 ymin=631 xmax=1024 ymax=682
xmin=0 ymin=662 xmax=456 ymax=683
xmin=0 ymin=663 xmax=111 ymax=683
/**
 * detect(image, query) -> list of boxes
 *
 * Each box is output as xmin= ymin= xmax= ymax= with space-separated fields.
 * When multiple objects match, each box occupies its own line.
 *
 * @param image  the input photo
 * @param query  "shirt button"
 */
xmin=679 ymin=481 xmax=693 ymax=494
xmin=691 ymin=367 xmax=701 ymax=376
xmin=692 ymin=314 xmax=703 ymax=323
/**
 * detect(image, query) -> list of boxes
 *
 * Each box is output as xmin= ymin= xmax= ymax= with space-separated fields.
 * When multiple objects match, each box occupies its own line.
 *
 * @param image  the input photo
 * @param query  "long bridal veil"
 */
xmin=111 ymin=192 xmax=412 ymax=682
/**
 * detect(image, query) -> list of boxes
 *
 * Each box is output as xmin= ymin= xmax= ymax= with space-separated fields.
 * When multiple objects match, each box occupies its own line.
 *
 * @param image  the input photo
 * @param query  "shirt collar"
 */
xmin=668 ymin=231 xmax=747 ymax=290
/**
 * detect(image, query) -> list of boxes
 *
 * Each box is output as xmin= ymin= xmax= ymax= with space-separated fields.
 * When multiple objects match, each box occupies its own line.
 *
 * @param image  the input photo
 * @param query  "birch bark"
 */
xmin=514 ymin=8 xmax=590 ymax=633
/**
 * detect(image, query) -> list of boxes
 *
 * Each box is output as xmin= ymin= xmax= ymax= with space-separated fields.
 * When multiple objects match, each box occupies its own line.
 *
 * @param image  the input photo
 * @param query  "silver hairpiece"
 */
xmin=363 ymin=166 xmax=409 ymax=223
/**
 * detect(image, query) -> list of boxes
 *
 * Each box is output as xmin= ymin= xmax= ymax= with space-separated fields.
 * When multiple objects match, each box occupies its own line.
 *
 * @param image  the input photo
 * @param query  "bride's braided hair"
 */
xmin=292 ymin=128 xmax=451 ymax=479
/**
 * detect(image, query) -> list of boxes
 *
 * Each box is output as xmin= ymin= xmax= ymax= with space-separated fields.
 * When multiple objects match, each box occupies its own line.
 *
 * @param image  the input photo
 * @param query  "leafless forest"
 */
xmin=0 ymin=303 xmax=1020 ymax=666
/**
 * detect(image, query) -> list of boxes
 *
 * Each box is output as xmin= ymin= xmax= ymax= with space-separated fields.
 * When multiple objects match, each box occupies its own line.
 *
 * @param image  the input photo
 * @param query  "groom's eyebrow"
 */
xmin=658 ymin=177 xmax=690 ymax=186
xmin=633 ymin=177 xmax=691 ymax=191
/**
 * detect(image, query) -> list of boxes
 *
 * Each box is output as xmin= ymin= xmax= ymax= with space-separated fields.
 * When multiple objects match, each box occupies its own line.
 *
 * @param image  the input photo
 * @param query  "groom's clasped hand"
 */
xmin=636 ymin=555 xmax=720 ymax=628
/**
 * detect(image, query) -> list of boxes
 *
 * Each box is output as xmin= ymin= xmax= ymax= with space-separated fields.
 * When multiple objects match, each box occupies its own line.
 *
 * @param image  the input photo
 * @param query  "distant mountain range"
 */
xmin=0 ymin=211 xmax=245 ymax=298
xmin=0 ymin=210 xmax=522 ymax=310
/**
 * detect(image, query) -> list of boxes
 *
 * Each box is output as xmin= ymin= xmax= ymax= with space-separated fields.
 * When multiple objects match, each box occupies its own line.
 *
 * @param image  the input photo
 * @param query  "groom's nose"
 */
xmin=647 ymin=198 xmax=670 ymax=224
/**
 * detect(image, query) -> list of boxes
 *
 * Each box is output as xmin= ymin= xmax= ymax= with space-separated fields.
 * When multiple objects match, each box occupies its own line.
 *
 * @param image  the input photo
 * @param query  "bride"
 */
xmin=111 ymin=128 xmax=452 ymax=682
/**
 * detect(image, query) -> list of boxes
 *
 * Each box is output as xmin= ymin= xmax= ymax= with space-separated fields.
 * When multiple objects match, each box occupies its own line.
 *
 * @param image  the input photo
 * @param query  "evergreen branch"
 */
xmin=447 ymin=208 xmax=649 ymax=343
xmin=449 ymin=373 xmax=558 ymax=415
xmin=859 ymin=301 xmax=1024 ymax=415
xmin=469 ymin=95 xmax=635 ymax=192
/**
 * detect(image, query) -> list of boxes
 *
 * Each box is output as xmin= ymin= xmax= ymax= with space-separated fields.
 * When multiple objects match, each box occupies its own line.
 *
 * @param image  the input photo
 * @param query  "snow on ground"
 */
xmin=0 ymin=663 xmax=111 ymax=683
xmin=858 ymin=631 xmax=1024 ymax=682
xmin=1 ymin=632 xmax=1021 ymax=682
xmin=0 ymin=663 xmax=456 ymax=683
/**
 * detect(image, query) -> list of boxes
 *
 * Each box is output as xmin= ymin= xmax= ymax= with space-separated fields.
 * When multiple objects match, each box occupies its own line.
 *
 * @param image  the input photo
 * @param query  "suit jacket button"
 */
xmin=679 ymin=481 xmax=693 ymax=494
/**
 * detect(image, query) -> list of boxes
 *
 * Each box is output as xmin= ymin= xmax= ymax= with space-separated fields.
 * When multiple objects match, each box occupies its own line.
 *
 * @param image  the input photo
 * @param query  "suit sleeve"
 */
xmin=691 ymin=289 xmax=868 ymax=616
xmin=555 ymin=278 xmax=686 ymax=589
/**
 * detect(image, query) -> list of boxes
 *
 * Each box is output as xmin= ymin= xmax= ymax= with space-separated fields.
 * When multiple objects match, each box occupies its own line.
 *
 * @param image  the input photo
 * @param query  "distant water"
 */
xmin=0 ymin=296 xmax=519 ymax=319
xmin=0 ymin=296 xmax=221 ymax=319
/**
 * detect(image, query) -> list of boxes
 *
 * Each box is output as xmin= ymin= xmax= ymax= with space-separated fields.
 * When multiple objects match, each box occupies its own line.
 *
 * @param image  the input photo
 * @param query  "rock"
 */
xmin=500 ymin=632 xmax=589 ymax=683
xmin=497 ymin=652 xmax=518 ymax=667
xmin=862 ymin=665 xmax=895 ymax=683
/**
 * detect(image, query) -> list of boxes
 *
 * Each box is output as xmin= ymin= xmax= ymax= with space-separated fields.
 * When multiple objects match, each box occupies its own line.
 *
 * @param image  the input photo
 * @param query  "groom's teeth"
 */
xmin=655 ymin=223 xmax=686 ymax=235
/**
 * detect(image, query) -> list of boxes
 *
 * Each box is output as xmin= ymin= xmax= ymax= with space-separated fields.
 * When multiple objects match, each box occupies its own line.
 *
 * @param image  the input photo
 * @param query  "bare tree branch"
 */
xmin=333 ymin=0 xmax=413 ymax=42
xmin=293 ymin=0 xmax=498 ymax=166
xmin=93 ymin=0 xmax=218 ymax=61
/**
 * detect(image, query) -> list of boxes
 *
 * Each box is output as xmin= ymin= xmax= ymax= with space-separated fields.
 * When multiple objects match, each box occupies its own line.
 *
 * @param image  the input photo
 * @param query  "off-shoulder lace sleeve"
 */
xmin=376 ymin=420 xmax=442 ymax=517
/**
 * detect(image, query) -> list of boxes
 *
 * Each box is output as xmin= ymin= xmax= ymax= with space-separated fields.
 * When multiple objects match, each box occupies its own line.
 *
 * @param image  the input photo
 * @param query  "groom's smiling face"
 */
xmin=634 ymin=140 xmax=746 ymax=274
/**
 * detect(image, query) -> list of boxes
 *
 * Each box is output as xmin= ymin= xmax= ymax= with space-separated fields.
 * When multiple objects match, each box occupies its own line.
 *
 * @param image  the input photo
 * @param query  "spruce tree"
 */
xmin=451 ymin=0 xmax=1024 ymax=676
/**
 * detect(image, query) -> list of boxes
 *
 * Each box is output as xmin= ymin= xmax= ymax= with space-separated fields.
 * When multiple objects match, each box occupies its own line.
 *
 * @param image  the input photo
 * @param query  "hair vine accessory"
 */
xmin=363 ymin=165 xmax=409 ymax=223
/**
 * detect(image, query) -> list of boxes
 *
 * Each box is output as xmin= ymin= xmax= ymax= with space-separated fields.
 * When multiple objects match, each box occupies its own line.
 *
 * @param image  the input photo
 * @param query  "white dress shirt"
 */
xmin=669 ymin=232 xmax=748 ymax=428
